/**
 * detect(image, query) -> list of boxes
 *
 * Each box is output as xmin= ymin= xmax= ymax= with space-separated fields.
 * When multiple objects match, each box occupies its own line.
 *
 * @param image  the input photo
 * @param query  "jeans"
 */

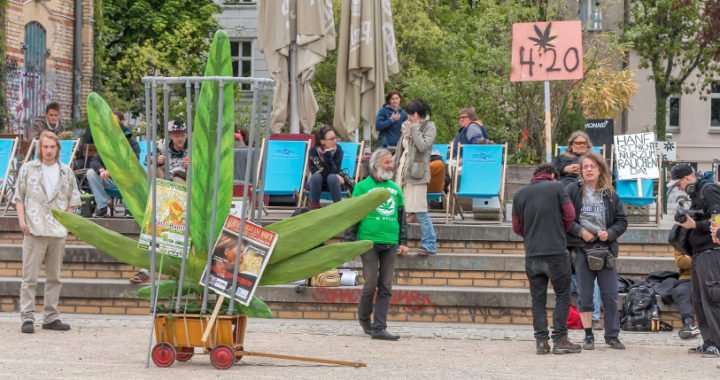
xmin=571 ymin=275 xmax=602 ymax=321
xmin=308 ymin=172 xmax=342 ymax=204
xmin=574 ymin=248 xmax=620 ymax=340
xmin=525 ymin=253 xmax=572 ymax=342
xmin=86 ymin=168 xmax=117 ymax=209
xmin=415 ymin=211 xmax=437 ymax=252
xmin=358 ymin=244 xmax=398 ymax=332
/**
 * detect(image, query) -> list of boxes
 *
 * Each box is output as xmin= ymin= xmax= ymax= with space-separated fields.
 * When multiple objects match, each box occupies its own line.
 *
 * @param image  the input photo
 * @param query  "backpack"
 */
xmin=620 ymin=285 xmax=657 ymax=331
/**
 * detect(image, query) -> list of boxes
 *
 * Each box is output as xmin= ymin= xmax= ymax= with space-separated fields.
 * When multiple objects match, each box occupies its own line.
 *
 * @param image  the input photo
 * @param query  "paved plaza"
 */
xmin=0 ymin=312 xmax=718 ymax=379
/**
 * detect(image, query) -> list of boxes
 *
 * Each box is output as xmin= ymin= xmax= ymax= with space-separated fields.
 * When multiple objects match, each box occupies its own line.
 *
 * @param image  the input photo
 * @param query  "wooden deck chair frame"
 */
xmin=3 ymin=139 xmax=36 ymax=215
xmin=255 ymin=138 xmax=312 ymax=213
xmin=446 ymin=143 xmax=508 ymax=224
xmin=0 ymin=137 xmax=20 ymax=210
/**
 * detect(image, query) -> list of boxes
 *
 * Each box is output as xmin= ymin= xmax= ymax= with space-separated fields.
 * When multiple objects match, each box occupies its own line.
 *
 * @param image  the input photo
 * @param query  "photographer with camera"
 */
xmin=667 ymin=163 xmax=720 ymax=357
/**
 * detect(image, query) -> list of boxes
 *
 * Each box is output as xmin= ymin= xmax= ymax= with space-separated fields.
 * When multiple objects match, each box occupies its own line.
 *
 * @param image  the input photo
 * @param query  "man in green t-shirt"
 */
xmin=346 ymin=148 xmax=409 ymax=341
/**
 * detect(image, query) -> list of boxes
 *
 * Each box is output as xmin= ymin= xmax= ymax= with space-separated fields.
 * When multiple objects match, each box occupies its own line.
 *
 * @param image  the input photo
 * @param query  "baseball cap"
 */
xmin=168 ymin=119 xmax=187 ymax=134
xmin=667 ymin=163 xmax=694 ymax=190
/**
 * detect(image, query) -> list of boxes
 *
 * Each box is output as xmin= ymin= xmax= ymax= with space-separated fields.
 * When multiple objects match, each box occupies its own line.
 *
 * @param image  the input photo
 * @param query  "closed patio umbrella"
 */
xmin=258 ymin=0 xmax=335 ymax=134
xmin=333 ymin=0 xmax=399 ymax=142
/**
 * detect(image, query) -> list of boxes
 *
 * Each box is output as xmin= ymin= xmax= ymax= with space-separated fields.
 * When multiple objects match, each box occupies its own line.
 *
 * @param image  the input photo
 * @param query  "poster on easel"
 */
xmin=614 ymin=132 xmax=660 ymax=180
xmin=200 ymin=215 xmax=277 ymax=306
xmin=138 ymin=179 xmax=190 ymax=257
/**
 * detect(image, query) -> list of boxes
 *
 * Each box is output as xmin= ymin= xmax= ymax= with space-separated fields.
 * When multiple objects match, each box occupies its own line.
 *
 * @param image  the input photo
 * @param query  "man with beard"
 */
xmin=345 ymin=148 xmax=408 ymax=340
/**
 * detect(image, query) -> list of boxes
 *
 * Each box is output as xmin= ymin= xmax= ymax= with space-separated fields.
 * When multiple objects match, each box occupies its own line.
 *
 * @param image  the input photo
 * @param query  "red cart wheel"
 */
xmin=210 ymin=344 xmax=235 ymax=370
xmin=175 ymin=347 xmax=194 ymax=362
xmin=151 ymin=343 xmax=176 ymax=367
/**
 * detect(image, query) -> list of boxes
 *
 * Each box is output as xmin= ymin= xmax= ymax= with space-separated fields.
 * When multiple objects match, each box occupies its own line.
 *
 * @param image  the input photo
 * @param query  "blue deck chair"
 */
xmin=304 ymin=141 xmax=364 ymax=204
xmin=432 ymin=144 xmax=449 ymax=163
xmin=616 ymin=178 xmax=661 ymax=225
xmin=257 ymin=139 xmax=311 ymax=208
xmin=59 ymin=139 xmax=80 ymax=167
xmin=0 ymin=138 xmax=19 ymax=210
xmin=447 ymin=144 xmax=507 ymax=223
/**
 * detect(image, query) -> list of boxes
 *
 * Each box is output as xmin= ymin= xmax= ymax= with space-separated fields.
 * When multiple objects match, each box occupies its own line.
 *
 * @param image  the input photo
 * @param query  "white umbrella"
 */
xmin=333 ymin=0 xmax=399 ymax=143
xmin=258 ymin=0 xmax=335 ymax=134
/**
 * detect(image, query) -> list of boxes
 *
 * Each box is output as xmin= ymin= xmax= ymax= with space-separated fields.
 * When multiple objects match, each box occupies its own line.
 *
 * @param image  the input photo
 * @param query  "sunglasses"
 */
xmin=573 ymin=141 xmax=588 ymax=146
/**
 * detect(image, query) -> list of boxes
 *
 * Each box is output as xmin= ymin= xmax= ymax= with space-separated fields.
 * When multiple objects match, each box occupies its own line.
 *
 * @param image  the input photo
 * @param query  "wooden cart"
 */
xmin=152 ymin=313 xmax=365 ymax=370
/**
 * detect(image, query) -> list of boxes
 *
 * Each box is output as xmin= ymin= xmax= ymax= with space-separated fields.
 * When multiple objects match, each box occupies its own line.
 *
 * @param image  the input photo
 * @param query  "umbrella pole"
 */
xmin=289 ymin=42 xmax=300 ymax=134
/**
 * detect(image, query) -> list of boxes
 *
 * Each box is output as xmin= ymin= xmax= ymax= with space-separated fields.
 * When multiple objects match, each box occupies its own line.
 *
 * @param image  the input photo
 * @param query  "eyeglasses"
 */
xmin=573 ymin=141 xmax=588 ymax=146
xmin=322 ymin=136 xmax=337 ymax=141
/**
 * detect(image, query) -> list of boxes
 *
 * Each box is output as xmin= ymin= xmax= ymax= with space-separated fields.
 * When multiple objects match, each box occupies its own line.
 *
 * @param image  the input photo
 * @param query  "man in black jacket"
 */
xmin=668 ymin=163 xmax=720 ymax=357
xmin=85 ymin=112 xmax=140 ymax=218
xmin=512 ymin=163 xmax=581 ymax=355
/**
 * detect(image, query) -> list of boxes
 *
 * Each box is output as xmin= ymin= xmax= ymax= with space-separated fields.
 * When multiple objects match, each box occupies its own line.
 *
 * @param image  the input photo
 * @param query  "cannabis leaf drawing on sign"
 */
xmin=529 ymin=23 xmax=556 ymax=51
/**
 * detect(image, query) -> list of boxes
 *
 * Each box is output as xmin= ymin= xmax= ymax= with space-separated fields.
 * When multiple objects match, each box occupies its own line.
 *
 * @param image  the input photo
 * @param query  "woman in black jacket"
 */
xmin=565 ymin=151 xmax=628 ymax=351
xmin=553 ymin=131 xmax=593 ymax=186
xmin=307 ymin=126 xmax=344 ymax=209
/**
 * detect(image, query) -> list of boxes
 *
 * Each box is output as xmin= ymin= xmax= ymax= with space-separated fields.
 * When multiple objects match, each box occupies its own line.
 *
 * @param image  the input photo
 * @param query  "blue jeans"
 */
xmin=571 ymin=275 xmax=601 ymax=320
xmin=308 ymin=172 xmax=342 ymax=204
xmin=86 ymin=168 xmax=117 ymax=209
xmin=415 ymin=211 xmax=437 ymax=252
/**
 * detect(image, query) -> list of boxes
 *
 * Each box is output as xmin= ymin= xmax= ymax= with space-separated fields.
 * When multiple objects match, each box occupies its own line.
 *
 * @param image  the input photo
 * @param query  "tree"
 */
xmin=95 ymin=0 xmax=219 ymax=115
xmin=623 ymin=0 xmax=720 ymax=139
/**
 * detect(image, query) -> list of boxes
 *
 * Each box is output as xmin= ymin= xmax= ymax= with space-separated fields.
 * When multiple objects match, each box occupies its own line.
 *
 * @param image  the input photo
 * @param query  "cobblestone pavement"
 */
xmin=1 ymin=312 xmax=718 ymax=379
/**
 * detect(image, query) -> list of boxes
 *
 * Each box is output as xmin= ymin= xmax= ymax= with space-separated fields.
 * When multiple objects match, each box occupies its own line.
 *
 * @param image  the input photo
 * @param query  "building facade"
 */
xmin=2 ymin=0 xmax=94 ymax=136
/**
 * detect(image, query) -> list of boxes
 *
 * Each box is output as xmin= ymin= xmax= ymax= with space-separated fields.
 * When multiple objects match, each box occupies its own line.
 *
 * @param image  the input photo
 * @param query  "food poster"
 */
xmin=200 ymin=215 xmax=278 ymax=306
xmin=138 ymin=179 xmax=190 ymax=257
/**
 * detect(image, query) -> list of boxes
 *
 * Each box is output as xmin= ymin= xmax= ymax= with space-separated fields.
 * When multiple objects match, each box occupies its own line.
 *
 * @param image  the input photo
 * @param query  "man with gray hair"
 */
xmin=346 ymin=148 xmax=408 ymax=340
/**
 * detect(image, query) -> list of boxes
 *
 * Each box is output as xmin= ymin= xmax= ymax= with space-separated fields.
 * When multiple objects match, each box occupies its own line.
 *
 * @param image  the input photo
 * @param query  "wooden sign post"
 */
xmin=511 ymin=21 xmax=584 ymax=162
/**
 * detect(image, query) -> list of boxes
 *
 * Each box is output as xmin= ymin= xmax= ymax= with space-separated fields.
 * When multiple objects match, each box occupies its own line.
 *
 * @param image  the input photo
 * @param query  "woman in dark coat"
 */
xmin=307 ymin=126 xmax=344 ymax=209
xmin=565 ymin=151 xmax=627 ymax=351
xmin=553 ymin=131 xmax=593 ymax=186
xmin=375 ymin=89 xmax=407 ymax=148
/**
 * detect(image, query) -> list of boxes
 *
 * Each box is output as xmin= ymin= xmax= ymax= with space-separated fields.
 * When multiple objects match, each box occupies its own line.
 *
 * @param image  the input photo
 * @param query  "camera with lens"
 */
xmin=674 ymin=201 xmax=703 ymax=223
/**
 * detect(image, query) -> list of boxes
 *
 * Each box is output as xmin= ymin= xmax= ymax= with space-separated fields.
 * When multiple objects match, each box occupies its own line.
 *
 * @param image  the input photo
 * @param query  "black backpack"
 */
xmin=620 ymin=285 xmax=657 ymax=331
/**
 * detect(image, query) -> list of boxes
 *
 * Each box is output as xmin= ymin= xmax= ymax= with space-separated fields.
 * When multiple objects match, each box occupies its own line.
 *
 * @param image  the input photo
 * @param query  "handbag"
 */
xmin=668 ymin=224 xmax=692 ymax=255
xmin=338 ymin=170 xmax=355 ymax=194
xmin=585 ymin=243 xmax=610 ymax=271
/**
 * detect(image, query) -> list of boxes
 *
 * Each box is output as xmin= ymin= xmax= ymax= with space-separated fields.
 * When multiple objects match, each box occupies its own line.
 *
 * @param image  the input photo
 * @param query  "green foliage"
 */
xmin=623 ymin=0 xmax=720 ymax=139
xmin=190 ymin=30 xmax=235 ymax=256
xmin=95 ymin=0 xmax=219 ymax=115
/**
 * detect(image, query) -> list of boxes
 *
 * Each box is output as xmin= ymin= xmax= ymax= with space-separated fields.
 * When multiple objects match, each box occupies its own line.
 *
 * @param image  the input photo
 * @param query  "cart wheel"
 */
xmin=176 ymin=347 xmax=194 ymax=362
xmin=210 ymin=344 xmax=235 ymax=370
xmin=151 ymin=343 xmax=176 ymax=367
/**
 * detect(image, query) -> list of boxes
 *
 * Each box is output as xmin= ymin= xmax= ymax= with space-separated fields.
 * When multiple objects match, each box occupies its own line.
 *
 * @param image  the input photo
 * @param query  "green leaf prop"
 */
xmin=52 ymin=209 xmax=181 ymax=275
xmin=190 ymin=29 xmax=235 ymax=256
xmin=259 ymin=240 xmax=374 ymax=285
xmin=86 ymin=92 xmax=148 ymax=225
xmin=136 ymin=279 xmax=202 ymax=300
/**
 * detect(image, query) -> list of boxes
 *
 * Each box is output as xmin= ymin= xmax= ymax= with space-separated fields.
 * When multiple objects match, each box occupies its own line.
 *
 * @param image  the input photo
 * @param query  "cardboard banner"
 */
xmin=511 ymin=21 xmax=584 ymax=82
xmin=614 ymin=133 xmax=660 ymax=180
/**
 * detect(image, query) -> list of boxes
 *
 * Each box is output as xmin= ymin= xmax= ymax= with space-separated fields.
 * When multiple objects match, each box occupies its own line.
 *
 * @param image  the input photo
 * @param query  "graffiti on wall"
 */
xmin=311 ymin=288 xmax=435 ymax=312
xmin=3 ymin=58 xmax=54 ymax=134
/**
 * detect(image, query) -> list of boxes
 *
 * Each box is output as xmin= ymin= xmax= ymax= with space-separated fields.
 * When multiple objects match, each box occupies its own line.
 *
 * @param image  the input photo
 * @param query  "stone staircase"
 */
xmin=0 ymin=216 xmax=682 ymax=327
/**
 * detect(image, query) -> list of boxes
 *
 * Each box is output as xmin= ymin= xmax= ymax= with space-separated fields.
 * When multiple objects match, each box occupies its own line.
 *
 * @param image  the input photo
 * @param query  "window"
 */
xmin=231 ymin=41 xmax=253 ymax=90
xmin=223 ymin=0 xmax=255 ymax=4
xmin=667 ymin=96 xmax=680 ymax=131
xmin=578 ymin=1 xmax=602 ymax=31
xmin=712 ymin=82 xmax=720 ymax=128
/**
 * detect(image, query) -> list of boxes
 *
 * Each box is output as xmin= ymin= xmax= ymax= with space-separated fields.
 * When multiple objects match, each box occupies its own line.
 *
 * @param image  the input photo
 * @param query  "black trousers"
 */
xmin=358 ymin=244 xmax=398 ymax=332
xmin=525 ymin=253 xmax=572 ymax=342
xmin=671 ymin=279 xmax=694 ymax=320
xmin=691 ymin=250 xmax=720 ymax=347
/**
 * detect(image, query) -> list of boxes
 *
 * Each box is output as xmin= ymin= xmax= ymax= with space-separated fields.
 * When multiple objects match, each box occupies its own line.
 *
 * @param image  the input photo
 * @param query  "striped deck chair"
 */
xmin=0 ymin=138 xmax=19 ymax=210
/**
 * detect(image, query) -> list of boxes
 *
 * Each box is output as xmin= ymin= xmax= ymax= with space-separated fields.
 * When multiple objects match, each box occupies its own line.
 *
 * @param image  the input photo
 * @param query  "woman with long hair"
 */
xmin=375 ymin=89 xmax=407 ymax=148
xmin=565 ymin=151 xmax=628 ymax=351
xmin=553 ymin=131 xmax=593 ymax=186
xmin=307 ymin=125 xmax=344 ymax=209
xmin=393 ymin=98 xmax=437 ymax=255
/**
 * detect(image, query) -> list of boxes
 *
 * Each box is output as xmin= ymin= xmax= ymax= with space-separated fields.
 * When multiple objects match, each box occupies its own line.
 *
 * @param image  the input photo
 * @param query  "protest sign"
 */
xmin=614 ymin=132 xmax=660 ymax=180
xmin=138 ymin=179 xmax=189 ymax=257
xmin=511 ymin=21 xmax=584 ymax=82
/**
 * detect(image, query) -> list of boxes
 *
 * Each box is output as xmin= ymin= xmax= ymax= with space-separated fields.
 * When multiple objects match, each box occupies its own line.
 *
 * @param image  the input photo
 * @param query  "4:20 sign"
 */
xmin=510 ymin=21 xmax=584 ymax=82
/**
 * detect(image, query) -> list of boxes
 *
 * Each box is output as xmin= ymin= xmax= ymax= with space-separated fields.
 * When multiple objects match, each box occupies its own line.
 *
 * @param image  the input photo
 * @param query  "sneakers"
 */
xmin=42 ymin=319 xmax=70 ymax=331
xmin=702 ymin=345 xmax=720 ymax=358
xmin=605 ymin=337 xmax=626 ymax=350
xmin=678 ymin=323 xmax=700 ymax=339
xmin=21 ymin=321 xmax=34 ymax=334
xmin=553 ymin=336 xmax=582 ymax=354
xmin=688 ymin=343 xmax=709 ymax=354
xmin=592 ymin=320 xmax=603 ymax=330
xmin=536 ymin=339 xmax=550 ymax=355
xmin=129 ymin=270 xmax=150 ymax=284
xmin=582 ymin=335 xmax=595 ymax=350
xmin=359 ymin=319 xmax=372 ymax=335
xmin=123 ymin=209 xmax=133 ymax=218
xmin=417 ymin=247 xmax=436 ymax=256
xmin=95 ymin=207 xmax=108 ymax=218
xmin=371 ymin=329 xmax=400 ymax=341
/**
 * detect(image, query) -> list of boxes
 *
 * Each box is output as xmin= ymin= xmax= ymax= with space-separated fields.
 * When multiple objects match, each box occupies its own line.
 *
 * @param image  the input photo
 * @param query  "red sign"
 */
xmin=510 ymin=21 xmax=583 ymax=82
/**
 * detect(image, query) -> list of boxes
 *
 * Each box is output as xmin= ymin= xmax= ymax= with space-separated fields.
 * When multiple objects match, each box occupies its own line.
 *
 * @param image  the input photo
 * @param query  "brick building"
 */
xmin=2 ymin=0 xmax=94 ymax=136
